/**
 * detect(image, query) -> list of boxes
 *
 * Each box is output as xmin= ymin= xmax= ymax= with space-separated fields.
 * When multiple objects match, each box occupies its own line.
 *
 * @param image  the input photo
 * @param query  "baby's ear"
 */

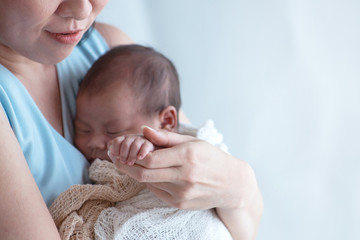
xmin=159 ymin=106 xmax=178 ymax=132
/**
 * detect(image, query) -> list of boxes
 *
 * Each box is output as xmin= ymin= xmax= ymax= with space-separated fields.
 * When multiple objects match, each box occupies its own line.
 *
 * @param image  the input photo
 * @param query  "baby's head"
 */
xmin=74 ymin=44 xmax=181 ymax=161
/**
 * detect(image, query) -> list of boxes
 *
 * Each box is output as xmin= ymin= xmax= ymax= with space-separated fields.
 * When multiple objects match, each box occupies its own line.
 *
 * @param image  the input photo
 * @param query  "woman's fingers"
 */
xmin=146 ymin=183 xmax=213 ymax=210
xmin=145 ymin=183 xmax=194 ymax=209
xmin=145 ymin=183 xmax=173 ymax=202
xmin=114 ymin=162 xmax=179 ymax=183
xmin=142 ymin=125 xmax=194 ymax=147
xmin=134 ymin=149 xmax=179 ymax=169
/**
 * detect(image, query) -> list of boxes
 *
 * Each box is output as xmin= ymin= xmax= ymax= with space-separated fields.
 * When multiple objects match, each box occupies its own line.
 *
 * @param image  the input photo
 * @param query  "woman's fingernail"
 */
xmin=141 ymin=125 xmax=156 ymax=132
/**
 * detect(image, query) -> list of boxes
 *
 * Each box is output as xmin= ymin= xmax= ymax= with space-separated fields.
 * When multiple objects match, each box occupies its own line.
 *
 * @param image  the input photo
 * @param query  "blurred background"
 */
xmin=99 ymin=1 xmax=360 ymax=239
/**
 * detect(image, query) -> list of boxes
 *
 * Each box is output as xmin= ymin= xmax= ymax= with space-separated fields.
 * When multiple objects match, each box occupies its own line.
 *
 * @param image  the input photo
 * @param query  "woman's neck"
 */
xmin=0 ymin=42 xmax=42 ymax=77
xmin=0 ymin=43 xmax=64 ymax=136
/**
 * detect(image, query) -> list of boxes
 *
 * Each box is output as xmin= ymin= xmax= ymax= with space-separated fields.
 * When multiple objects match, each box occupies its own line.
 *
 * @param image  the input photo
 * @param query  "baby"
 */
xmin=49 ymin=44 xmax=231 ymax=240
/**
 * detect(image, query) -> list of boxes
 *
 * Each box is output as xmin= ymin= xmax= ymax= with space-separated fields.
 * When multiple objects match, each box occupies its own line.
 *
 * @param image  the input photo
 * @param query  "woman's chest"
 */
xmin=18 ymin=66 xmax=64 ymax=136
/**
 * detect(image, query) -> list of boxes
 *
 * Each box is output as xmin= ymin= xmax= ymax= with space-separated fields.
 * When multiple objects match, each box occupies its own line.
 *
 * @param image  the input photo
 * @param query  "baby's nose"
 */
xmin=88 ymin=134 xmax=108 ymax=150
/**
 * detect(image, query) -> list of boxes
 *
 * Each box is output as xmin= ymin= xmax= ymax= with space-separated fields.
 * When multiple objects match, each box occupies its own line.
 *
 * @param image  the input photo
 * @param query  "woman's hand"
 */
xmin=112 ymin=126 xmax=263 ymax=239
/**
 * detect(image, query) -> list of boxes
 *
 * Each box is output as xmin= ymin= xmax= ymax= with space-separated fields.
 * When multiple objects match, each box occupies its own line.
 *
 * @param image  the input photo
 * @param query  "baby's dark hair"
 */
xmin=78 ymin=44 xmax=181 ymax=116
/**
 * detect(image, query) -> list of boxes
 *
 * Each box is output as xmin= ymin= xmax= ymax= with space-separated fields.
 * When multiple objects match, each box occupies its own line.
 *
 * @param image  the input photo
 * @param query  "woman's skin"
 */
xmin=0 ymin=0 xmax=263 ymax=239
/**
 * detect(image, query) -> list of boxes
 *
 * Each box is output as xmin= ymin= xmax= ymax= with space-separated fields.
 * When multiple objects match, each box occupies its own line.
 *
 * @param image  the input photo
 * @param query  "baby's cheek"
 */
xmin=74 ymin=139 xmax=85 ymax=153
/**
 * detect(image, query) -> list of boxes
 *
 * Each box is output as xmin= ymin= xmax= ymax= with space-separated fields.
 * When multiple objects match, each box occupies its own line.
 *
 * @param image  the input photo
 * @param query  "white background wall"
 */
xmin=99 ymin=1 xmax=360 ymax=239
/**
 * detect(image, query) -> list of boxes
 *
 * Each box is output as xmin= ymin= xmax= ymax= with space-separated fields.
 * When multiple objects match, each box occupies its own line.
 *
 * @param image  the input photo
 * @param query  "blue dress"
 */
xmin=0 ymin=29 xmax=109 ymax=206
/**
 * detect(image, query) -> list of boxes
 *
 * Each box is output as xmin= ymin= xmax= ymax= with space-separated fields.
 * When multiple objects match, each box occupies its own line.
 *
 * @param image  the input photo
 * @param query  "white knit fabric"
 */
xmin=94 ymin=189 xmax=232 ymax=240
xmin=93 ymin=120 xmax=232 ymax=240
xmin=178 ymin=119 xmax=229 ymax=153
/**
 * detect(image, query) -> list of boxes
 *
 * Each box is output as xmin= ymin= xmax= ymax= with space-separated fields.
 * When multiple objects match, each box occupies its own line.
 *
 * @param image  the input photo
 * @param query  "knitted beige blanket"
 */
xmin=49 ymin=159 xmax=146 ymax=240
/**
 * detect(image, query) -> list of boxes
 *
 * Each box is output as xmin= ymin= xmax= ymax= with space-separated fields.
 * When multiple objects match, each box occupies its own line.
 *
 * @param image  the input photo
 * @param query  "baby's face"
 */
xmin=74 ymin=84 xmax=158 ymax=162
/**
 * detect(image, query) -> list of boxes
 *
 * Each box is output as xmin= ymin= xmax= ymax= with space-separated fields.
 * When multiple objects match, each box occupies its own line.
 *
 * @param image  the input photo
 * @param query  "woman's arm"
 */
xmin=112 ymin=127 xmax=263 ymax=240
xmin=215 ymin=159 xmax=263 ymax=240
xmin=0 ymin=109 xmax=61 ymax=239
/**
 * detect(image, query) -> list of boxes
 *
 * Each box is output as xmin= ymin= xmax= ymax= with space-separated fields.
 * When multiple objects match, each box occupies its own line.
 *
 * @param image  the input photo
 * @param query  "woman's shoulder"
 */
xmin=94 ymin=22 xmax=133 ymax=48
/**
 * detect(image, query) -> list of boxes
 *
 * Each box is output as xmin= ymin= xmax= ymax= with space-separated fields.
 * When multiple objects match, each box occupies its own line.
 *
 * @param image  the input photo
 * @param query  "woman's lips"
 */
xmin=47 ymin=30 xmax=83 ymax=45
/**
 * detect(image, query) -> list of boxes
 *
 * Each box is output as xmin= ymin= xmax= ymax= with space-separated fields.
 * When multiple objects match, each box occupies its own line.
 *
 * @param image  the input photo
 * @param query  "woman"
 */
xmin=0 ymin=1 xmax=263 ymax=239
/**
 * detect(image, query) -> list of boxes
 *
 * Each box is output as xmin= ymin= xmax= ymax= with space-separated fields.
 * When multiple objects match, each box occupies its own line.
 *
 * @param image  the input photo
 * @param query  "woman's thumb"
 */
xmin=141 ymin=125 xmax=193 ymax=147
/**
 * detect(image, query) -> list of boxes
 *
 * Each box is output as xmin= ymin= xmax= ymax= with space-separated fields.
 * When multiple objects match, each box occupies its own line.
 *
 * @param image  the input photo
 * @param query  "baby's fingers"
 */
xmin=138 ymin=141 xmax=155 ymax=160
xmin=107 ymin=136 xmax=125 ymax=161
xmin=127 ymin=139 xmax=154 ymax=165
xmin=127 ymin=138 xmax=145 ymax=165
xmin=119 ymin=137 xmax=136 ymax=164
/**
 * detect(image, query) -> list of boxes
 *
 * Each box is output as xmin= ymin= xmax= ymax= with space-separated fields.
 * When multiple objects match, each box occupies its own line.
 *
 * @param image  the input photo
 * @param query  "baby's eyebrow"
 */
xmin=74 ymin=119 xmax=90 ymax=127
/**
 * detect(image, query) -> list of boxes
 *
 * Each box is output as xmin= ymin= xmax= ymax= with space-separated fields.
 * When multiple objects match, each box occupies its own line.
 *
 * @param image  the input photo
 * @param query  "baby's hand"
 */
xmin=107 ymin=134 xmax=154 ymax=166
